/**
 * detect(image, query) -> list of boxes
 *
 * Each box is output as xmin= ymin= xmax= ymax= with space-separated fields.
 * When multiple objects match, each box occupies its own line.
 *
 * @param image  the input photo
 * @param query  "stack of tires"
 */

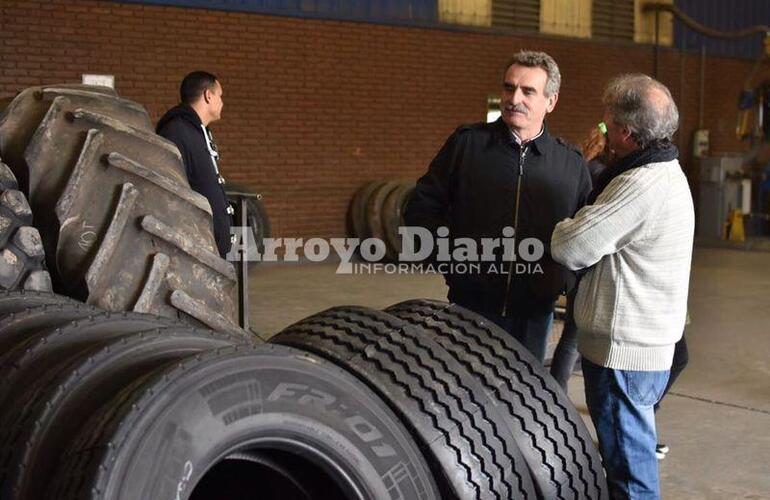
xmin=0 ymin=291 xmax=607 ymax=500
xmin=349 ymin=180 xmax=415 ymax=261
xmin=1 ymin=85 xmax=608 ymax=499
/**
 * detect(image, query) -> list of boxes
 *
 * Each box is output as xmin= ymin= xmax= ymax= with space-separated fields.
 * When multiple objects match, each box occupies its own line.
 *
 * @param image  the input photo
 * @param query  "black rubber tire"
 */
xmin=0 ymin=85 xmax=141 ymax=194
xmin=0 ymin=301 xmax=99 ymax=355
xmin=381 ymin=182 xmax=415 ymax=261
xmin=0 ymin=290 xmax=74 ymax=319
xmin=0 ymin=326 xmax=247 ymax=500
xmin=365 ymin=180 xmax=401 ymax=247
xmin=49 ymin=344 xmax=440 ymax=500
xmin=0 ymin=160 xmax=51 ymax=292
xmin=246 ymin=196 xmax=271 ymax=256
xmin=272 ymin=306 xmax=537 ymax=500
xmin=0 ymin=311 xmax=179 ymax=414
xmin=349 ymin=180 xmax=384 ymax=239
xmin=0 ymin=85 xmax=239 ymax=334
xmin=385 ymin=299 xmax=609 ymax=500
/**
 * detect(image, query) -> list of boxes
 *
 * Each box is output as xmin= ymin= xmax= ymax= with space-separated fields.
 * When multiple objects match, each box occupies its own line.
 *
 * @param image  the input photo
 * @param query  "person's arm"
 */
xmin=158 ymin=124 xmax=195 ymax=183
xmin=552 ymin=168 xmax=662 ymax=270
xmin=404 ymin=131 xmax=462 ymax=232
xmin=576 ymin=160 xmax=593 ymax=211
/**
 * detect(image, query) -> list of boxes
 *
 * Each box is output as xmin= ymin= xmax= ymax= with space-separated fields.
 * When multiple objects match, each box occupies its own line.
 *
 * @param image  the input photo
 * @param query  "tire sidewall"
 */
xmin=101 ymin=348 xmax=437 ymax=500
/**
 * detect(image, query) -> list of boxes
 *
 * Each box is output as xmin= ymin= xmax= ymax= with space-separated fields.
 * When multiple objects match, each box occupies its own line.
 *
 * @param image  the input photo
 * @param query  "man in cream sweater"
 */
xmin=552 ymin=74 xmax=694 ymax=499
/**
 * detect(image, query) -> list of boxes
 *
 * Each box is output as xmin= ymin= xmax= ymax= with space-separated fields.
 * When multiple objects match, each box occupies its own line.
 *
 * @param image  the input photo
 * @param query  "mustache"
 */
xmin=505 ymin=104 xmax=529 ymax=115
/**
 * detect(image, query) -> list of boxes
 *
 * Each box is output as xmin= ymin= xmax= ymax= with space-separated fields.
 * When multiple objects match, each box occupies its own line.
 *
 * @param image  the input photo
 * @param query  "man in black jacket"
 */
xmin=405 ymin=51 xmax=591 ymax=362
xmin=157 ymin=71 xmax=233 ymax=257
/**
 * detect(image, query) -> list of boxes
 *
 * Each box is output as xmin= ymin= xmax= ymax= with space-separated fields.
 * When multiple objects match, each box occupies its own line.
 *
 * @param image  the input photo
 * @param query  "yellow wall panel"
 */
xmin=540 ymin=0 xmax=592 ymax=38
xmin=635 ymin=0 xmax=674 ymax=46
xmin=439 ymin=0 xmax=492 ymax=27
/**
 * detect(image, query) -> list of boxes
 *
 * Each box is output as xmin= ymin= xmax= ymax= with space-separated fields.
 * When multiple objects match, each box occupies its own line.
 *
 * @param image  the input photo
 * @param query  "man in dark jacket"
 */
xmin=405 ymin=51 xmax=591 ymax=362
xmin=157 ymin=71 xmax=233 ymax=257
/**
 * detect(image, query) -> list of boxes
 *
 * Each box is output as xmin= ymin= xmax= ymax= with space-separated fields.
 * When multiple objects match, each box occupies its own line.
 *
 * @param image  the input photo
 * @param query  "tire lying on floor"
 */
xmin=272 ymin=306 xmax=537 ymax=500
xmin=386 ymin=299 xmax=609 ymax=500
xmin=45 ymin=344 xmax=439 ymax=500
xmin=0 ymin=326 xmax=248 ymax=500
xmin=0 ymin=85 xmax=239 ymax=333
xmin=0 ymin=299 xmax=99 ymax=357
xmin=0 ymin=289 xmax=74 ymax=318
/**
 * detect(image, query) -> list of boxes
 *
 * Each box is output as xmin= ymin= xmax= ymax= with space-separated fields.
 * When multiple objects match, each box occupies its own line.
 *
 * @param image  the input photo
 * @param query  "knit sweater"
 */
xmin=551 ymin=159 xmax=694 ymax=371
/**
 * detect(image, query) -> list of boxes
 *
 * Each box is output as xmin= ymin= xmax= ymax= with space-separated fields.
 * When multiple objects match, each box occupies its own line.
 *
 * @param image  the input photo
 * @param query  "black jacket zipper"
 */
xmin=501 ymin=144 xmax=527 ymax=317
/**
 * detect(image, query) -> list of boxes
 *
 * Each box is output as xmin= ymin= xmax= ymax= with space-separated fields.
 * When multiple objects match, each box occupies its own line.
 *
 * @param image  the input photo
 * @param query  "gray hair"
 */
xmin=503 ymin=51 xmax=561 ymax=97
xmin=602 ymin=74 xmax=679 ymax=148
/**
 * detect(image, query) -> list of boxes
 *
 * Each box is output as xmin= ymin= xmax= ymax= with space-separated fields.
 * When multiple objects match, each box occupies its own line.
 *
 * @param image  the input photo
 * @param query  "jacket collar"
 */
xmin=155 ymin=103 xmax=204 ymax=134
xmin=492 ymin=117 xmax=552 ymax=155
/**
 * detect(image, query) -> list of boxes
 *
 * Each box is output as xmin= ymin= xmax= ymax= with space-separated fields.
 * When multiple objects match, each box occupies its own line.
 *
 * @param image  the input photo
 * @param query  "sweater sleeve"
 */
xmin=551 ymin=168 xmax=661 ymax=270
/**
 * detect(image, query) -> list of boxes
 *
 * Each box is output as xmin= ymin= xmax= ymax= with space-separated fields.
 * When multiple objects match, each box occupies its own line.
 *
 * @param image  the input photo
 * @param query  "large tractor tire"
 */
xmin=386 ymin=299 xmax=609 ymax=500
xmin=0 ymin=85 xmax=239 ymax=333
xmin=272 ymin=306 xmax=537 ymax=500
xmin=0 ymin=160 xmax=51 ymax=292
xmin=48 ymin=344 xmax=439 ymax=500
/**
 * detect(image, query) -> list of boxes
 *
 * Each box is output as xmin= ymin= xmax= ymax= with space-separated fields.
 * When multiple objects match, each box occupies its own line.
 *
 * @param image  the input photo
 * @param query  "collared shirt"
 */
xmin=511 ymin=125 xmax=545 ymax=146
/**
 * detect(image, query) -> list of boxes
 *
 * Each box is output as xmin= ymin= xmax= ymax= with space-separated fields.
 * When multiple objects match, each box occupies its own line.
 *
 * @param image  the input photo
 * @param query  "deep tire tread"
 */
xmin=387 ymin=300 xmax=609 ymax=500
xmin=273 ymin=306 xmax=536 ymax=500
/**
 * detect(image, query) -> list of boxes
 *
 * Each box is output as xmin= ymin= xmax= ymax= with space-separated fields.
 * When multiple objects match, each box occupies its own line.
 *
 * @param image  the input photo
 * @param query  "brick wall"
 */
xmin=0 ymin=0 xmax=754 ymax=238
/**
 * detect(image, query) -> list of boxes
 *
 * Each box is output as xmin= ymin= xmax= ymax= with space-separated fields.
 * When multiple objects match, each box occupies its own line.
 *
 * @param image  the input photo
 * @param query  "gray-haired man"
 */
xmin=405 ymin=51 xmax=592 ymax=361
xmin=552 ymin=74 xmax=694 ymax=499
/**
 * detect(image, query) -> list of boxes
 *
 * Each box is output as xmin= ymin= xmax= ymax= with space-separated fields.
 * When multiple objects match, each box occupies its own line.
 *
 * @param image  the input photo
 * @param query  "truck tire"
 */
xmin=0 ymin=301 xmax=99 ymax=355
xmin=0 ymin=85 xmax=239 ymax=333
xmin=385 ymin=299 xmax=609 ymax=500
xmin=365 ymin=180 xmax=401 ymax=247
xmin=48 ymin=344 xmax=439 ymax=500
xmin=349 ymin=180 xmax=384 ymax=239
xmin=272 ymin=306 xmax=537 ymax=500
xmin=0 ymin=327 xmax=246 ymax=500
xmin=0 ymin=160 xmax=51 ymax=292
xmin=247 ymin=197 xmax=271 ymax=253
xmin=0 ymin=290 xmax=74 ymax=319
xmin=0 ymin=311 xmax=178 ymax=413
xmin=381 ymin=182 xmax=414 ymax=261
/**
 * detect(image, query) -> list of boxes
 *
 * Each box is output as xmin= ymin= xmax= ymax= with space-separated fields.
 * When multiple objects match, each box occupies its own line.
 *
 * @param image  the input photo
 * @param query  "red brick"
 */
xmin=0 ymin=0 xmax=752 ymax=238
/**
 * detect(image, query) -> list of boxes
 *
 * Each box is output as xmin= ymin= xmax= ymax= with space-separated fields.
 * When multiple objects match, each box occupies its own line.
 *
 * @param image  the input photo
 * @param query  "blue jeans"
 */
xmin=582 ymin=358 xmax=670 ymax=500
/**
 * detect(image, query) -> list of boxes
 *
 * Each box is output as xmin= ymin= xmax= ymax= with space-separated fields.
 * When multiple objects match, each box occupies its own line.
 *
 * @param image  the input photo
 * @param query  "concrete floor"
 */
xmin=247 ymin=247 xmax=770 ymax=499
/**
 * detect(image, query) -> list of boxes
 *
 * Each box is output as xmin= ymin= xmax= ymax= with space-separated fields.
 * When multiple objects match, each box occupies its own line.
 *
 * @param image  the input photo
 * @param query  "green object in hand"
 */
xmin=598 ymin=122 xmax=608 ymax=135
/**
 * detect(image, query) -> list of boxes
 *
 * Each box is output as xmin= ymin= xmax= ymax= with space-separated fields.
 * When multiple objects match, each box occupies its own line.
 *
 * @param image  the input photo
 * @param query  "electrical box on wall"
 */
xmin=82 ymin=74 xmax=115 ymax=89
xmin=693 ymin=129 xmax=709 ymax=158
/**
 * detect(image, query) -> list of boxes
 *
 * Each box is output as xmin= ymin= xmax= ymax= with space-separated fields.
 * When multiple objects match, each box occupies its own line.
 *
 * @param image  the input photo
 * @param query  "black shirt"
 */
xmin=157 ymin=104 xmax=232 ymax=257
xmin=405 ymin=118 xmax=592 ymax=314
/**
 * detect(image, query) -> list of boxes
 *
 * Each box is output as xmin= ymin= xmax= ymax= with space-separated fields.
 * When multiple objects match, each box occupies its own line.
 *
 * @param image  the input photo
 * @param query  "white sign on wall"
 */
xmin=82 ymin=74 xmax=115 ymax=88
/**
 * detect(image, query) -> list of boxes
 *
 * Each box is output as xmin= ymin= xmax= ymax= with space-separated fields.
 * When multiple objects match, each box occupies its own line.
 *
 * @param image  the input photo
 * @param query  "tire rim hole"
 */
xmin=189 ymin=448 xmax=357 ymax=500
